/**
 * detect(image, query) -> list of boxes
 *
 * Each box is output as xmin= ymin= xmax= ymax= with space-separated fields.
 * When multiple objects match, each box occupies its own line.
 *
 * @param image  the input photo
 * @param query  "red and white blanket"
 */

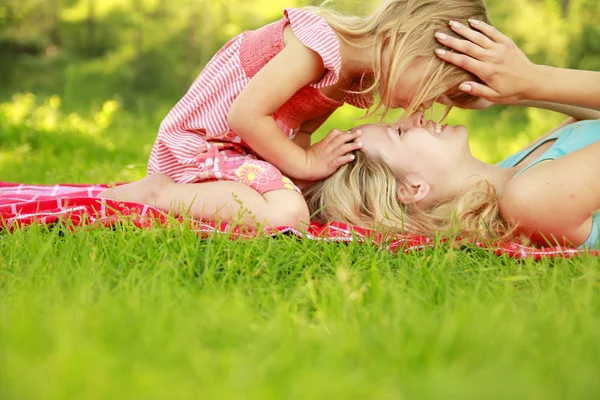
xmin=1 ymin=182 xmax=596 ymax=260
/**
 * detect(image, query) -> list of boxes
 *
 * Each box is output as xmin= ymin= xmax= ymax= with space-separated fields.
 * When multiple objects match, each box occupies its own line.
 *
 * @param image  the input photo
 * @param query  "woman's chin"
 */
xmin=454 ymin=124 xmax=469 ymax=139
xmin=440 ymin=124 xmax=468 ymax=138
xmin=455 ymin=124 xmax=468 ymax=133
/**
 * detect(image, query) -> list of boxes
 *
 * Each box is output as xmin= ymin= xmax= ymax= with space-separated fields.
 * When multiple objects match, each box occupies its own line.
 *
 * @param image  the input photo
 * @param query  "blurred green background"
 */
xmin=1 ymin=0 xmax=599 ymax=182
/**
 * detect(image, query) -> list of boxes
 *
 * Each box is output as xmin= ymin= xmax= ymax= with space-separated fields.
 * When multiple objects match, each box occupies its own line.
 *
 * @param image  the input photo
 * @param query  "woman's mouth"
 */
xmin=435 ymin=123 xmax=449 ymax=135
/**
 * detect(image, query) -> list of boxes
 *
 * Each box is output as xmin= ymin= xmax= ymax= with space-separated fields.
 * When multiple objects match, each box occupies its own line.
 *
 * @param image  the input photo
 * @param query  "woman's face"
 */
xmin=353 ymin=111 xmax=471 ymax=189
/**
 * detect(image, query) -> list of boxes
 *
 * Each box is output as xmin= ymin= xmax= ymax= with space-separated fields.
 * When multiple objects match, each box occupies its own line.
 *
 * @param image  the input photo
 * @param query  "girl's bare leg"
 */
xmin=97 ymin=174 xmax=309 ymax=229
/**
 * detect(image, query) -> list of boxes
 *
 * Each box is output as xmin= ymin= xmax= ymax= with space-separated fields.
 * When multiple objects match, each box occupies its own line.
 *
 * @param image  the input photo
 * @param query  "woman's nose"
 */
xmin=393 ymin=111 xmax=424 ymax=132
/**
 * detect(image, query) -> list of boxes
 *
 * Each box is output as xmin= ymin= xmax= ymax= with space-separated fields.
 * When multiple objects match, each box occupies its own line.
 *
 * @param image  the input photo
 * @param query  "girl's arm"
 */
xmin=228 ymin=37 xmax=361 ymax=181
xmin=501 ymin=139 xmax=600 ymax=247
xmin=293 ymin=110 xmax=336 ymax=150
xmin=435 ymin=20 xmax=600 ymax=111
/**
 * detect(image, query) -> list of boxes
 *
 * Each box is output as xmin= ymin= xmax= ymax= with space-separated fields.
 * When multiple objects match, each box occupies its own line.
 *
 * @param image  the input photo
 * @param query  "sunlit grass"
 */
xmin=0 ymin=94 xmax=149 ymax=183
xmin=1 ymin=224 xmax=600 ymax=399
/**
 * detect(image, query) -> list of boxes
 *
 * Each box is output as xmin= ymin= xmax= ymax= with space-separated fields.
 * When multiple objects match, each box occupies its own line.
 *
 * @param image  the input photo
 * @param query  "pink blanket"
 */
xmin=1 ymin=182 xmax=596 ymax=259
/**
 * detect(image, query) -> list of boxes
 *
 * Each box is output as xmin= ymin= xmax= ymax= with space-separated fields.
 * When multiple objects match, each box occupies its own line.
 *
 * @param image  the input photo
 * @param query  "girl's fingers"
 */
xmin=447 ymin=20 xmax=494 ymax=49
xmin=435 ymin=49 xmax=486 ymax=77
xmin=435 ymin=32 xmax=487 ymax=61
xmin=330 ymin=154 xmax=355 ymax=169
xmin=458 ymin=82 xmax=501 ymax=100
xmin=349 ymin=129 xmax=363 ymax=140
xmin=330 ymin=129 xmax=362 ymax=147
xmin=322 ymin=128 xmax=344 ymax=144
xmin=338 ymin=141 xmax=363 ymax=155
xmin=467 ymin=19 xmax=507 ymax=44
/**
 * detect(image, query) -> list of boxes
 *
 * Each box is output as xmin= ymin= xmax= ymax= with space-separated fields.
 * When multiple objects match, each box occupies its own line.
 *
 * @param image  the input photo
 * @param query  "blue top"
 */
xmin=497 ymin=119 xmax=600 ymax=249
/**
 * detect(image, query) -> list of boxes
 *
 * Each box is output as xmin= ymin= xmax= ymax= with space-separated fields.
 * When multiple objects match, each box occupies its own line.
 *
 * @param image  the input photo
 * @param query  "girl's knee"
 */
xmin=264 ymin=190 xmax=310 ymax=229
xmin=280 ymin=200 xmax=310 ymax=229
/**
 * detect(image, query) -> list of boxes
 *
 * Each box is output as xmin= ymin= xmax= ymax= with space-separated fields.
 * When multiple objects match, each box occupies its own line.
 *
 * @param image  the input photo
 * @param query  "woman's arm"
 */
xmin=228 ymin=36 xmax=361 ymax=181
xmin=501 ymin=139 xmax=600 ymax=247
xmin=515 ymin=101 xmax=600 ymax=122
xmin=529 ymin=66 xmax=600 ymax=111
xmin=434 ymin=20 xmax=600 ymax=111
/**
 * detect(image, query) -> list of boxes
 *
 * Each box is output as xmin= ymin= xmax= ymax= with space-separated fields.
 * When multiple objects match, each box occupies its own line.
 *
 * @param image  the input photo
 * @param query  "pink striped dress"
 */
xmin=148 ymin=8 xmax=371 ymax=194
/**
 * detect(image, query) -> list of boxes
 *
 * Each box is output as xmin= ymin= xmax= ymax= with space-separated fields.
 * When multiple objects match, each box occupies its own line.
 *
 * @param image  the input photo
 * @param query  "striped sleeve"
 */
xmin=284 ymin=8 xmax=342 ymax=89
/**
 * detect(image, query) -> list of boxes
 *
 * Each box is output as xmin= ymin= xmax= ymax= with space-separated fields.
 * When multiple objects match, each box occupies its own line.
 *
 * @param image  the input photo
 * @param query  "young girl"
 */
xmin=100 ymin=0 xmax=490 ymax=229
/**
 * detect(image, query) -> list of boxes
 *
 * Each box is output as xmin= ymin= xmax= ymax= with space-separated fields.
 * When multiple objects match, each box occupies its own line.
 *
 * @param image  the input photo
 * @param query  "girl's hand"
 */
xmin=434 ymin=19 xmax=540 ymax=105
xmin=304 ymin=129 xmax=363 ymax=181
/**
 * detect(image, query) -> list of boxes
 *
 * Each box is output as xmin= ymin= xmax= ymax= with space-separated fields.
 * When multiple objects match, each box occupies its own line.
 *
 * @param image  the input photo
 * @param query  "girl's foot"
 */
xmin=97 ymin=173 xmax=173 ymax=205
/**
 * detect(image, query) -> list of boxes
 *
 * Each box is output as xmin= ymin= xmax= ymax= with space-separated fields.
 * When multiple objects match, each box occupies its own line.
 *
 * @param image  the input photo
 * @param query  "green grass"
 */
xmin=2 ymin=226 xmax=600 ymax=399
xmin=2 ymin=95 xmax=600 ymax=399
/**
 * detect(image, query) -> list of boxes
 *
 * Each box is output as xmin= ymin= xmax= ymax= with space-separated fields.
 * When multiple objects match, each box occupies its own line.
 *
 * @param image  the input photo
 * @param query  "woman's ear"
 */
xmin=398 ymin=181 xmax=430 ymax=204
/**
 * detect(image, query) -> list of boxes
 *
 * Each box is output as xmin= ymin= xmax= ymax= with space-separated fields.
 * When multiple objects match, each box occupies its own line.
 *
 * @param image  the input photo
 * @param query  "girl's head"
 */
xmin=303 ymin=112 xmax=511 ymax=241
xmin=309 ymin=0 xmax=491 ymax=117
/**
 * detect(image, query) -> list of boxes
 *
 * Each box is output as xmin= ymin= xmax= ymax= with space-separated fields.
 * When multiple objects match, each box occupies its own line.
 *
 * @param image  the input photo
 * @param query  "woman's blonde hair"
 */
xmin=303 ymin=150 xmax=512 ymax=243
xmin=306 ymin=0 xmax=491 ymax=119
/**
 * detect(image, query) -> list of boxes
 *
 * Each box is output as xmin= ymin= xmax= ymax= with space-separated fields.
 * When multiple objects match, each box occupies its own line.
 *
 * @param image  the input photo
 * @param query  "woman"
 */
xmin=304 ymin=104 xmax=600 ymax=248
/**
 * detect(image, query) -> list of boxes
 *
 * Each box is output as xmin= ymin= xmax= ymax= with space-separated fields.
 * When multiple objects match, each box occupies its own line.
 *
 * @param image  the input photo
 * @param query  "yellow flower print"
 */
xmin=282 ymin=176 xmax=296 ymax=191
xmin=235 ymin=163 xmax=265 ymax=185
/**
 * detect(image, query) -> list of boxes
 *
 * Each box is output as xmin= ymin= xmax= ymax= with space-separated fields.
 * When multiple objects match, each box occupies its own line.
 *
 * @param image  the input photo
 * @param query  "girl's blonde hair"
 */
xmin=303 ymin=151 xmax=512 ymax=243
xmin=306 ymin=0 xmax=490 ymax=119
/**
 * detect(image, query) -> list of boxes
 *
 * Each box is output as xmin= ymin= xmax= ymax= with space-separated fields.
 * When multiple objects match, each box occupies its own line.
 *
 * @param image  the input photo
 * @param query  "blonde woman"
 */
xmin=100 ymin=0 xmax=492 ymax=229
xmin=304 ymin=102 xmax=600 ymax=248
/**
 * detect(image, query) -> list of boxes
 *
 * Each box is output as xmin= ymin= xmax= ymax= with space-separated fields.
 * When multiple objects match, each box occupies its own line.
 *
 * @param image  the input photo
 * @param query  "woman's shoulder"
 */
xmin=499 ymin=173 xmax=561 ymax=245
xmin=498 ymin=118 xmax=600 ymax=245
xmin=500 ymin=118 xmax=600 ymax=211
xmin=498 ymin=155 xmax=569 ymax=238
xmin=500 ymin=173 xmax=597 ymax=247
xmin=498 ymin=150 xmax=592 ymax=244
xmin=498 ymin=176 xmax=537 ymax=225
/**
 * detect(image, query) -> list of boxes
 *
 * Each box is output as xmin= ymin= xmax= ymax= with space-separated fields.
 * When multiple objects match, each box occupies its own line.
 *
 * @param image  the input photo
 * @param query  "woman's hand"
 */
xmin=434 ymin=19 xmax=540 ymax=105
